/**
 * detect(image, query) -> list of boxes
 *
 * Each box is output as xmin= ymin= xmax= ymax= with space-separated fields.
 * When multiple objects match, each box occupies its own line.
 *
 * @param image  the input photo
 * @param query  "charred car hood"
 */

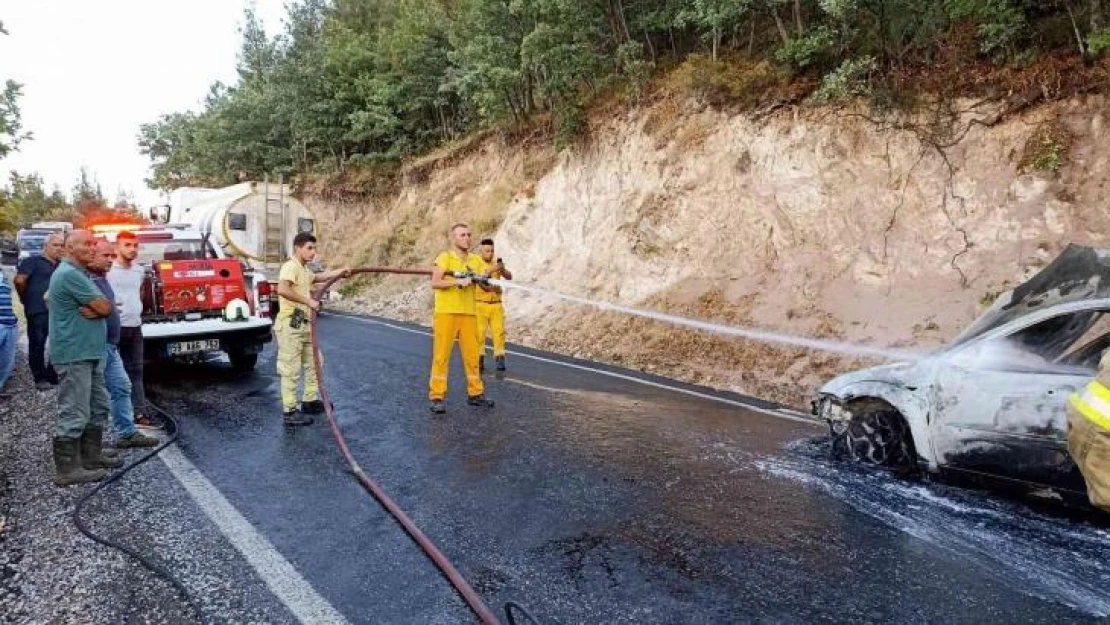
xmin=951 ymin=244 xmax=1110 ymax=346
xmin=818 ymin=362 xmax=923 ymax=396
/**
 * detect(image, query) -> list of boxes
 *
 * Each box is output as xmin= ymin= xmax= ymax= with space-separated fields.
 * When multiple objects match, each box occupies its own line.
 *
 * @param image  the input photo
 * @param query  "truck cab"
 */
xmin=93 ymin=224 xmax=274 ymax=371
xmin=17 ymin=228 xmax=53 ymax=262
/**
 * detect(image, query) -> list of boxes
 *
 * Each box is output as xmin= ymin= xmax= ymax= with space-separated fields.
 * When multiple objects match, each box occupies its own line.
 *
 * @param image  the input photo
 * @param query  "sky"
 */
xmin=1 ymin=0 xmax=287 ymax=209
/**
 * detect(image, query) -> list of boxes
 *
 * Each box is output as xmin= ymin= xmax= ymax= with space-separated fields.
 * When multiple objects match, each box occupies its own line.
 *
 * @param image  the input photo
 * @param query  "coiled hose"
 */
xmin=310 ymin=267 xmax=539 ymax=625
xmin=72 ymin=402 xmax=208 ymax=624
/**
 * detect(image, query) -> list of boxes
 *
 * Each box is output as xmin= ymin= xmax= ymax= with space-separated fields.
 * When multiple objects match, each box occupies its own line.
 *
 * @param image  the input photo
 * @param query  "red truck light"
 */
xmin=257 ymin=280 xmax=273 ymax=318
xmin=137 ymin=232 xmax=175 ymax=241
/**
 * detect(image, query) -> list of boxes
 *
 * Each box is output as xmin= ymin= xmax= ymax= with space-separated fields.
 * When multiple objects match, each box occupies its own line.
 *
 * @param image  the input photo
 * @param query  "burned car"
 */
xmin=813 ymin=244 xmax=1110 ymax=502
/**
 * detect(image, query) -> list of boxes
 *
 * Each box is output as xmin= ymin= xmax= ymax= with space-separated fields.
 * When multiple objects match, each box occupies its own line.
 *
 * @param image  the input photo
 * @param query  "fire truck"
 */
xmin=92 ymin=223 xmax=273 ymax=371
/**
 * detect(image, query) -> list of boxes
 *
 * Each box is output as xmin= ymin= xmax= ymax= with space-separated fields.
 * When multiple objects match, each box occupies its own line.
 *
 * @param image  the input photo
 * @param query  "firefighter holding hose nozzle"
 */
xmin=275 ymin=233 xmax=350 ymax=427
xmin=427 ymin=223 xmax=495 ymax=414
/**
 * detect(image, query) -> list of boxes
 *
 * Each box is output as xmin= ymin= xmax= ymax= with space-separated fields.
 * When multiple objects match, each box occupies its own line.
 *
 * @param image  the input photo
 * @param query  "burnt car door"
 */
xmin=928 ymin=306 xmax=1107 ymax=492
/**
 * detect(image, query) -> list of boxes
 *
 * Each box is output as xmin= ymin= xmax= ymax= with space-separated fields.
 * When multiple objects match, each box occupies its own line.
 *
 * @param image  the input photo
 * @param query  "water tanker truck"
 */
xmin=155 ymin=180 xmax=319 ymax=315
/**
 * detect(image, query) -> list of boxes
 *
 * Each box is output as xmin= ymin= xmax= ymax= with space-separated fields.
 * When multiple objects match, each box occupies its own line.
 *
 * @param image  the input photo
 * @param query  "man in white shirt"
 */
xmin=107 ymin=231 xmax=160 ymax=430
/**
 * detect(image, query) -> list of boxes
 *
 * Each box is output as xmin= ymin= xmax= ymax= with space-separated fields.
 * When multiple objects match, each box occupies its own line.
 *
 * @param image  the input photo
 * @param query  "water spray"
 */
xmin=487 ymin=279 xmax=921 ymax=362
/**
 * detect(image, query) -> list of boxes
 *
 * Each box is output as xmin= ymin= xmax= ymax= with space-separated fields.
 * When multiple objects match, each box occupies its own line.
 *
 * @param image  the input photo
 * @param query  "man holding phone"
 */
xmin=473 ymin=238 xmax=512 ymax=373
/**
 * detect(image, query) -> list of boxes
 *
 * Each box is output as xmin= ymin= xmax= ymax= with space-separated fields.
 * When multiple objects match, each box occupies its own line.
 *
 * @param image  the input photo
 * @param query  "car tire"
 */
xmin=831 ymin=406 xmax=917 ymax=470
xmin=228 ymin=351 xmax=258 ymax=372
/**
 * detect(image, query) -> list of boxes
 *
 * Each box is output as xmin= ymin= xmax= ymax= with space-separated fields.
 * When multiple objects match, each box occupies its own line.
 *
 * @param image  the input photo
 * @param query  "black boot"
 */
xmin=429 ymin=400 xmax=446 ymax=414
xmin=53 ymin=438 xmax=108 ymax=487
xmin=283 ymin=409 xmax=313 ymax=426
xmin=301 ymin=400 xmax=328 ymax=415
xmin=467 ymin=395 xmax=495 ymax=408
xmin=495 ymin=355 xmax=506 ymax=371
xmin=81 ymin=426 xmax=123 ymax=470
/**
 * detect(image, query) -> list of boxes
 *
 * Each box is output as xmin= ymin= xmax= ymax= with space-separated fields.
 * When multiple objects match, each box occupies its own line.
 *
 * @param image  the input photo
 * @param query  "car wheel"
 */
xmin=831 ymin=406 xmax=916 ymax=469
xmin=228 ymin=351 xmax=258 ymax=372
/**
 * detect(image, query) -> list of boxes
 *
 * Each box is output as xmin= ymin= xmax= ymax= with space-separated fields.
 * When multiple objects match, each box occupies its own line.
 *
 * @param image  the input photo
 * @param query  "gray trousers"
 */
xmin=54 ymin=359 xmax=110 ymax=439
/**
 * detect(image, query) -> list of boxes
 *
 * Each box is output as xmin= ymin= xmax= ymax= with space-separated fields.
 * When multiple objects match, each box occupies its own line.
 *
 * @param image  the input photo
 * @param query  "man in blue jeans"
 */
xmin=0 ymin=273 xmax=18 ymax=399
xmin=90 ymin=241 xmax=158 ymax=448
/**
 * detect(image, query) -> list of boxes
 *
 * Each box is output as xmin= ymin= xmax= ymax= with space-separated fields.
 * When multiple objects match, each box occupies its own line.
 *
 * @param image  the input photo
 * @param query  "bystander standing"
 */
xmin=107 ymin=231 xmax=160 ymax=430
xmin=90 ymin=240 xmax=158 ymax=448
xmin=15 ymin=232 xmax=63 ymax=390
xmin=0 ymin=273 xmax=18 ymax=400
xmin=48 ymin=230 xmax=120 ymax=487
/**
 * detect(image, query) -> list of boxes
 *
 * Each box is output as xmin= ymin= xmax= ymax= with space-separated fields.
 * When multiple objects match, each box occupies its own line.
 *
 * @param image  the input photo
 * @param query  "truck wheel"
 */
xmin=229 ymin=351 xmax=258 ymax=372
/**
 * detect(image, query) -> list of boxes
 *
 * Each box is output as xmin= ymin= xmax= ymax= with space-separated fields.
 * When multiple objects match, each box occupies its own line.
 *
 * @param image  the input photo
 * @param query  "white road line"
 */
xmin=327 ymin=312 xmax=820 ymax=426
xmin=158 ymin=446 xmax=351 ymax=625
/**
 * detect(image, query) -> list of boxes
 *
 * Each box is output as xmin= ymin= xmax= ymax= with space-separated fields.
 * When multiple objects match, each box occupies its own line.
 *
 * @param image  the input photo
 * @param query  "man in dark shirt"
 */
xmin=90 ymin=240 xmax=158 ymax=449
xmin=15 ymin=232 xmax=63 ymax=390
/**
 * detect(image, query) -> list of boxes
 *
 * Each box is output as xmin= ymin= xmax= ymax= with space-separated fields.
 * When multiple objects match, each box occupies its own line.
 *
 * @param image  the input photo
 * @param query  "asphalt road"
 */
xmin=145 ymin=312 xmax=1110 ymax=624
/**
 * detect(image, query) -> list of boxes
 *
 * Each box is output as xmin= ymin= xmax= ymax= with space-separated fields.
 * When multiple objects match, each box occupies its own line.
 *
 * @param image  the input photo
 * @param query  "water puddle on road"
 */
xmin=756 ymin=438 xmax=1110 ymax=617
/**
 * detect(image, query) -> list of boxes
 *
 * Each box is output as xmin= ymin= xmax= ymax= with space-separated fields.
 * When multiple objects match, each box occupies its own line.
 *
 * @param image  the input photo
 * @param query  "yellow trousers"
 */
xmin=1067 ymin=407 xmax=1110 ymax=511
xmin=429 ymin=313 xmax=483 ymax=401
xmin=476 ymin=301 xmax=506 ymax=357
xmin=275 ymin=318 xmax=319 ymax=411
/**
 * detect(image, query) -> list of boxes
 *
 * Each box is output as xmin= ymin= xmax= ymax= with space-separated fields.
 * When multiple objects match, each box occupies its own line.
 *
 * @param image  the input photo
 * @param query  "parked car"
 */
xmin=813 ymin=244 xmax=1110 ymax=503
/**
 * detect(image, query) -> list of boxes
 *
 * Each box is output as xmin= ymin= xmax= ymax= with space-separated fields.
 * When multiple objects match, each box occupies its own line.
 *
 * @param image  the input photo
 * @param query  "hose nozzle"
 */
xmin=448 ymin=270 xmax=491 ymax=288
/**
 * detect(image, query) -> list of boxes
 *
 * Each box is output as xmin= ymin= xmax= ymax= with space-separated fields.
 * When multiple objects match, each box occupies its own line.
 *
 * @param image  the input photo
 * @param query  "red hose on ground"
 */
xmin=308 ymin=267 xmax=503 ymax=625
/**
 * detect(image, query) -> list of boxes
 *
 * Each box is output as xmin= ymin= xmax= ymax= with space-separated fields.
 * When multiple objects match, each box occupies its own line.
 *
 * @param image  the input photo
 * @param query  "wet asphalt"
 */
xmin=146 ymin=313 xmax=1110 ymax=624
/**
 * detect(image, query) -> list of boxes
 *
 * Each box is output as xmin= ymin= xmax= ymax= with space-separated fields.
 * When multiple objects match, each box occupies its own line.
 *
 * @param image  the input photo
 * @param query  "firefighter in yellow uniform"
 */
xmin=428 ymin=223 xmax=495 ymax=414
xmin=275 ymin=232 xmax=348 ymax=427
xmin=472 ymin=238 xmax=513 ymax=373
xmin=1067 ymin=349 xmax=1110 ymax=511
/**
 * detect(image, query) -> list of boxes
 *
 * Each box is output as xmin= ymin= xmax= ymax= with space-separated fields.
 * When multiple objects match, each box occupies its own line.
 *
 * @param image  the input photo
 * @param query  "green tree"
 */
xmin=138 ymin=111 xmax=204 ymax=188
xmin=136 ymin=0 xmax=1108 ymax=191
xmin=0 ymin=172 xmax=70 ymax=231
xmin=0 ymin=21 xmax=31 ymax=160
xmin=448 ymin=0 xmax=532 ymax=122
xmin=72 ymin=167 xmax=105 ymax=211
xmin=676 ymin=0 xmax=752 ymax=61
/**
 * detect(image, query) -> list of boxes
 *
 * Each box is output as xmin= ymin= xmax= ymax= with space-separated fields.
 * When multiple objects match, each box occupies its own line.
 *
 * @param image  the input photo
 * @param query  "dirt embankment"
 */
xmin=307 ymin=93 xmax=1110 ymax=408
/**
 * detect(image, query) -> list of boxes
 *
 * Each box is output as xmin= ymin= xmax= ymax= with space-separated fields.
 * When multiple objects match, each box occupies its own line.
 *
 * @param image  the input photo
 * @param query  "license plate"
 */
xmin=167 ymin=339 xmax=221 ymax=356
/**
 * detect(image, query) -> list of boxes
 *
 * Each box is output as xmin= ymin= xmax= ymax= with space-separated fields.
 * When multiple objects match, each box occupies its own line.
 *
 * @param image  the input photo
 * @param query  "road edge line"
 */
xmin=158 ymin=445 xmax=350 ymax=625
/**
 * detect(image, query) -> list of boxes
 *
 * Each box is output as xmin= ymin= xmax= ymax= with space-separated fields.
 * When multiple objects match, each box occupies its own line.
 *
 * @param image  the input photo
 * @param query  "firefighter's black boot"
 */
xmin=301 ymin=399 xmax=329 ymax=415
xmin=495 ymin=355 xmax=506 ymax=372
xmin=80 ymin=426 xmax=123 ymax=470
xmin=429 ymin=400 xmax=446 ymax=414
xmin=283 ymin=409 xmax=313 ymax=427
xmin=467 ymin=395 xmax=495 ymax=408
xmin=53 ymin=438 xmax=108 ymax=487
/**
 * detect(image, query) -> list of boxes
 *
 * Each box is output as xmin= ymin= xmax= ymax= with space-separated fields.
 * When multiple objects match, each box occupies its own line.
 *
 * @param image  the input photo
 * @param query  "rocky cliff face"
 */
xmin=309 ymin=94 xmax=1110 ymax=407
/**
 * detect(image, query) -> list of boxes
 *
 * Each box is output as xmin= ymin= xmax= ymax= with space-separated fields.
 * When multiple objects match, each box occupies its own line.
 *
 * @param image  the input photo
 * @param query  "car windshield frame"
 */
xmin=946 ymin=298 xmax=1110 ymax=374
xmin=19 ymin=236 xmax=46 ymax=251
xmin=133 ymin=238 xmax=207 ymax=265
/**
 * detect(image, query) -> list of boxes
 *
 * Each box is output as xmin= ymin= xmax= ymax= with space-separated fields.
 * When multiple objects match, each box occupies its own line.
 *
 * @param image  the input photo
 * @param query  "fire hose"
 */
xmin=310 ymin=266 xmax=538 ymax=625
